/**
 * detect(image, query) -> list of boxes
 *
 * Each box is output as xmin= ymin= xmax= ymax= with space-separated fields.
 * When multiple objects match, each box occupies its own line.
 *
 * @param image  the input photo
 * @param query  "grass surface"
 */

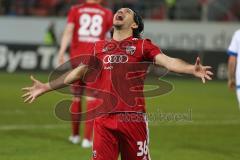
xmin=0 ymin=72 xmax=240 ymax=160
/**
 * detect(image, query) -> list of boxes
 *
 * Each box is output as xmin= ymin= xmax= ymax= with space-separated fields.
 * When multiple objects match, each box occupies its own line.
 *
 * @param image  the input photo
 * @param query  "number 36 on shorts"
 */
xmin=137 ymin=140 xmax=148 ymax=157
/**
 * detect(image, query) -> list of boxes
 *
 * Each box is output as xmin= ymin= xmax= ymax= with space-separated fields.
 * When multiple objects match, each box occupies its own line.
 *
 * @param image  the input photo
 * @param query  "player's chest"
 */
xmin=95 ymin=40 xmax=143 ymax=64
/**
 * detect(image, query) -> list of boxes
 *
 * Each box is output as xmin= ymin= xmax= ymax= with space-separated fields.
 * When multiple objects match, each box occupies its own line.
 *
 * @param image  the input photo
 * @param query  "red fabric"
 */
xmin=71 ymin=99 xmax=82 ymax=136
xmin=67 ymin=3 xmax=113 ymax=57
xmin=67 ymin=2 xmax=113 ymax=138
xmin=40 ymin=0 xmax=58 ymax=7
xmin=92 ymin=113 xmax=150 ymax=160
xmin=142 ymin=39 xmax=162 ymax=61
xmin=89 ymin=37 xmax=161 ymax=113
xmin=84 ymin=99 xmax=102 ymax=140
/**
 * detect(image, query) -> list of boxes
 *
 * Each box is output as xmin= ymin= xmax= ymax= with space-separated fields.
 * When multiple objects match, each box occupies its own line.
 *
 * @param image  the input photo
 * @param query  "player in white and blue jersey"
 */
xmin=228 ymin=29 xmax=240 ymax=108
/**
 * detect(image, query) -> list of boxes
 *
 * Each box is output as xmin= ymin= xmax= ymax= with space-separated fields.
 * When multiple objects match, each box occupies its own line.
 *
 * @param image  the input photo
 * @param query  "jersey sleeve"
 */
xmin=142 ymin=39 xmax=162 ymax=61
xmin=228 ymin=31 xmax=239 ymax=57
xmin=67 ymin=7 xmax=76 ymax=24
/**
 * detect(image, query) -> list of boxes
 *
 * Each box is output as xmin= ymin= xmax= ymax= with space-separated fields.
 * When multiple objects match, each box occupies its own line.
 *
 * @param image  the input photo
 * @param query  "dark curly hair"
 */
xmin=132 ymin=10 xmax=144 ymax=38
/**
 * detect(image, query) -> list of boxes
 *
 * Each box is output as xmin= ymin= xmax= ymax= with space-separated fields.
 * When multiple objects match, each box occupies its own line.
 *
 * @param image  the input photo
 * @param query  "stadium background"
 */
xmin=0 ymin=0 xmax=240 ymax=160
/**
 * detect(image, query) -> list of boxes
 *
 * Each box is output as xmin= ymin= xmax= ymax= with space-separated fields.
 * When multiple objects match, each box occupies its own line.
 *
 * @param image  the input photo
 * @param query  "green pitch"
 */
xmin=0 ymin=72 xmax=240 ymax=160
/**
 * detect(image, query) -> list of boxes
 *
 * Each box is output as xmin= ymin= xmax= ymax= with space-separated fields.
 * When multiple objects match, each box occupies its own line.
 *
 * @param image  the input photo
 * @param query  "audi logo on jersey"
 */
xmin=103 ymin=55 xmax=129 ymax=64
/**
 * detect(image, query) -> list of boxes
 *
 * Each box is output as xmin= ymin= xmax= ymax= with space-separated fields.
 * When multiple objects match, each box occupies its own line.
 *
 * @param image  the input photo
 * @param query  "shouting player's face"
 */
xmin=113 ymin=8 xmax=138 ymax=31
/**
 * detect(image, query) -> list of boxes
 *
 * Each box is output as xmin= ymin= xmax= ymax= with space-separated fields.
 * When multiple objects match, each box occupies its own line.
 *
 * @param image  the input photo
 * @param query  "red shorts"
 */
xmin=92 ymin=113 xmax=151 ymax=160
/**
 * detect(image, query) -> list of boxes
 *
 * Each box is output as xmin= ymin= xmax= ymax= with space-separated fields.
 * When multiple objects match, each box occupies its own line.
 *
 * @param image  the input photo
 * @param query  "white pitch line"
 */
xmin=0 ymin=120 xmax=240 ymax=131
xmin=148 ymin=120 xmax=240 ymax=126
xmin=0 ymin=124 xmax=68 ymax=131
xmin=1 ymin=111 xmax=239 ymax=119
xmin=0 ymin=110 xmax=52 ymax=114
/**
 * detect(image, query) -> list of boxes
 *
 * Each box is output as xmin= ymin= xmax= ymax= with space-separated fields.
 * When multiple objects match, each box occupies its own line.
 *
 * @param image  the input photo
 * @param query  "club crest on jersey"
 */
xmin=126 ymin=46 xmax=136 ymax=55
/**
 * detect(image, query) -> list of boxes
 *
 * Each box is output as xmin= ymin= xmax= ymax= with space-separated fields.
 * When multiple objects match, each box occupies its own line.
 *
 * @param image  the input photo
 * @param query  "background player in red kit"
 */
xmin=22 ymin=8 xmax=213 ymax=160
xmin=57 ymin=0 xmax=113 ymax=147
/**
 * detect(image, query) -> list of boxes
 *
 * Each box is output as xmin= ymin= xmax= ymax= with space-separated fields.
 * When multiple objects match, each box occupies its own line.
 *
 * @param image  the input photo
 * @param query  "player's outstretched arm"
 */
xmin=22 ymin=65 xmax=88 ymax=103
xmin=155 ymin=53 xmax=213 ymax=83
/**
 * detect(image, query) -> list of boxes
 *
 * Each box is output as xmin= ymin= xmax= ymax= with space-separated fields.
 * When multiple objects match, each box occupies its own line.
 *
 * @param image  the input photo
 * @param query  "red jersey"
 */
xmin=85 ymin=36 xmax=162 ymax=114
xmin=67 ymin=3 xmax=113 ymax=57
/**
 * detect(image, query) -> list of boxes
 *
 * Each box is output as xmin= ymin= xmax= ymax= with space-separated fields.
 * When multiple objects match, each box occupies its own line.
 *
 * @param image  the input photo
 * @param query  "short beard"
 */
xmin=114 ymin=24 xmax=122 ymax=30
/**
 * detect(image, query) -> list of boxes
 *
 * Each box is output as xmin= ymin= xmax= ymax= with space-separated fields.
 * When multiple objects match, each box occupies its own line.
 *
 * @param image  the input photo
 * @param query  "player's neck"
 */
xmin=113 ymin=29 xmax=133 ymax=41
xmin=86 ymin=0 xmax=98 ymax=4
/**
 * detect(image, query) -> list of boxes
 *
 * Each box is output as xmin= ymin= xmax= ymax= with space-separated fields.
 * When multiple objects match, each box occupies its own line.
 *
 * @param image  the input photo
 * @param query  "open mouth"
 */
xmin=116 ymin=15 xmax=124 ymax=21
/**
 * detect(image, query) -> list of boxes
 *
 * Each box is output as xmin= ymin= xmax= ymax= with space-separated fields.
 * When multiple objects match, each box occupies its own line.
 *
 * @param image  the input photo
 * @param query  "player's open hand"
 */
xmin=193 ymin=57 xmax=213 ymax=83
xmin=22 ymin=76 xmax=49 ymax=103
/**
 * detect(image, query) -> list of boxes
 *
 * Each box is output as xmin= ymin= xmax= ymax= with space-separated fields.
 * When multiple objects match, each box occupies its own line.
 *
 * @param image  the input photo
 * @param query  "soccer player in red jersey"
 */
xmin=22 ymin=8 xmax=213 ymax=160
xmin=57 ymin=0 xmax=113 ymax=146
